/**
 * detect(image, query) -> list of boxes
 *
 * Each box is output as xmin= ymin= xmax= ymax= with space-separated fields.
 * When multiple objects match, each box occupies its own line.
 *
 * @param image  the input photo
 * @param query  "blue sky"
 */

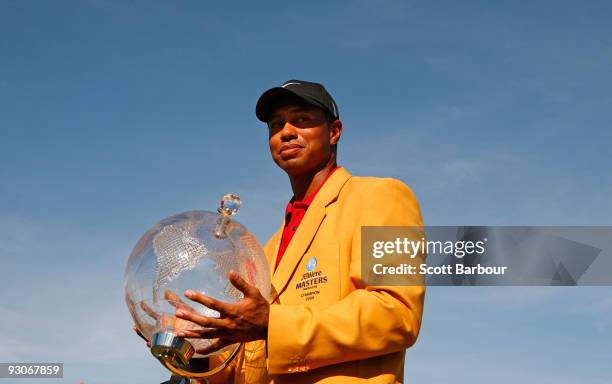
xmin=1 ymin=1 xmax=611 ymax=383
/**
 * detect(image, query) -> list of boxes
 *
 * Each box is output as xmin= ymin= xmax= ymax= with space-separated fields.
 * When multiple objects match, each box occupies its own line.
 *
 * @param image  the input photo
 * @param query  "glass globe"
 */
xmin=124 ymin=201 xmax=270 ymax=364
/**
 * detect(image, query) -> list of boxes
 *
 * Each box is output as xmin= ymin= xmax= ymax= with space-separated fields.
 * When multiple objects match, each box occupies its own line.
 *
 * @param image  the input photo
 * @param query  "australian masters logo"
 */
xmin=306 ymin=256 xmax=318 ymax=271
xmin=296 ymin=256 xmax=328 ymax=301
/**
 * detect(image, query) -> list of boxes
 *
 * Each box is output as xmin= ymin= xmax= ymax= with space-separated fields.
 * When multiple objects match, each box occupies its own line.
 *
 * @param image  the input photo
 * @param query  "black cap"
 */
xmin=256 ymin=79 xmax=339 ymax=122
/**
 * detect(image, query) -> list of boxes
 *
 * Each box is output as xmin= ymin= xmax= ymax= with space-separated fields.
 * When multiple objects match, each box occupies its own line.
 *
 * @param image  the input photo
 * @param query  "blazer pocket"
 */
xmin=293 ymin=243 xmax=340 ymax=308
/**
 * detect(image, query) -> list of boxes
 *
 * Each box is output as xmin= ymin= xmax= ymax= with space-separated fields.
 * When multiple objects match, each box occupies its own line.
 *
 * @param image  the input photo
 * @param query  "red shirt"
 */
xmin=275 ymin=166 xmax=340 ymax=270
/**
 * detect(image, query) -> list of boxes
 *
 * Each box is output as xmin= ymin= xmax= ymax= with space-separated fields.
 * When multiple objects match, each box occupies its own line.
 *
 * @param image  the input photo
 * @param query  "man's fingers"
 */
xmin=133 ymin=325 xmax=151 ymax=347
xmin=165 ymin=290 xmax=187 ymax=308
xmin=140 ymin=301 xmax=160 ymax=321
xmin=228 ymin=270 xmax=256 ymax=297
xmin=175 ymin=329 xmax=203 ymax=339
xmin=133 ymin=325 xmax=147 ymax=341
xmin=164 ymin=290 xmax=182 ymax=302
xmin=184 ymin=290 xmax=233 ymax=315
xmin=195 ymin=338 xmax=232 ymax=356
xmin=165 ymin=290 xmax=196 ymax=313
xmin=175 ymin=309 xmax=231 ymax=330
xmin=176 ymin=328 xmax=227 ymax=340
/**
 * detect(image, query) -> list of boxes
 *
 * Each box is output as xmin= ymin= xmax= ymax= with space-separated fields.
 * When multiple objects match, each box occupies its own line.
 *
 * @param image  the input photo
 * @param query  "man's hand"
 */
xmin=174 ymin=270 xmax=270 ymax=355
xmin=133 ymin=289 xmax=199 ymax=348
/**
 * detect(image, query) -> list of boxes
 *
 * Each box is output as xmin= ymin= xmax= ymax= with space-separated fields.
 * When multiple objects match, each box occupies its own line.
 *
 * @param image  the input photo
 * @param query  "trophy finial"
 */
xmin=215 ymin=194 xmax=241 ymax=238
xmin=218 ymin=194 xmax=241 ymax=216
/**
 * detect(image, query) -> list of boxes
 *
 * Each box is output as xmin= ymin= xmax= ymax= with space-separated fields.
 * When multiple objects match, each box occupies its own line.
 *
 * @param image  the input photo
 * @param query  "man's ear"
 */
xmin=329 ymin=120 xmax=343 ymax=145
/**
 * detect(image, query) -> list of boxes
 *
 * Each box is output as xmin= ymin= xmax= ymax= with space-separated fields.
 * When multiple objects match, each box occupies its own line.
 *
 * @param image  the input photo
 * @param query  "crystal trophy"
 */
xmin=124 ymin=195 xmax=271 ymax=383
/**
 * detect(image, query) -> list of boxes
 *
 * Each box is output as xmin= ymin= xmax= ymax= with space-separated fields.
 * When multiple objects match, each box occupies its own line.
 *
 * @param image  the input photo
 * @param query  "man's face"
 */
xmin=267 ymin=104 xmax=341 ymax=177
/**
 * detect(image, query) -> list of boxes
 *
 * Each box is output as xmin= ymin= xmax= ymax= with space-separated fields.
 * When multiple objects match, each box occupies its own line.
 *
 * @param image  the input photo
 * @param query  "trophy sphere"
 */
xmin=124 ymin=197 xmax=270 ymax=379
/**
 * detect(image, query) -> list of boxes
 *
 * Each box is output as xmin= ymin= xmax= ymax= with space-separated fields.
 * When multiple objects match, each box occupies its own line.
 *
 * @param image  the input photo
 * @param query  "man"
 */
xmin=172 ymin=80 xmax=426 ymax=383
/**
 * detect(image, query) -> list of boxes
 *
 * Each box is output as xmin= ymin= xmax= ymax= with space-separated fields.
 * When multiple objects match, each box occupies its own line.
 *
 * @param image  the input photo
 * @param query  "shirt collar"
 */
xmin=285 ymin=166 xmax=341 ymax=214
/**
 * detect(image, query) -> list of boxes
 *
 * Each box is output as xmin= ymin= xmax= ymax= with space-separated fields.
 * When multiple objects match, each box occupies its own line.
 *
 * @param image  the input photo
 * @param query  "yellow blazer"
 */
xmin=243 ymin=167 xmax=425 ymax=384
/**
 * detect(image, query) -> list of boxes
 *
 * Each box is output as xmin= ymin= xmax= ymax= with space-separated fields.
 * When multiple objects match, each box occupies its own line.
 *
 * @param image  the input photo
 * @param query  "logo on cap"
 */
xmin=281 ymin=82 xmax=301 ymax=88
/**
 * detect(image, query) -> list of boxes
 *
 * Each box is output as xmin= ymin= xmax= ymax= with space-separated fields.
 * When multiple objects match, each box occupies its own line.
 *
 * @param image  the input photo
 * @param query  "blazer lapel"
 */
xmin=271 ymin=168 xmax=352 ymax=297
xmin=267 ymin=224 xmax=283 ymax=275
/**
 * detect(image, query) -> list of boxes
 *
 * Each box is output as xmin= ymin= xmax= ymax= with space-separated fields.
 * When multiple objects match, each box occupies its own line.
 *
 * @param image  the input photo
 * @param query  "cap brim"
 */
xmin=255 ymin=87 xmax=325 ymax=122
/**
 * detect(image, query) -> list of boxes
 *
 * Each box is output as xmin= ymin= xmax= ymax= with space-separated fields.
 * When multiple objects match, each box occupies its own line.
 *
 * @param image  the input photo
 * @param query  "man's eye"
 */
xmin=295 ymin=116 xmax=311 ymax=123
xmin=269 ymin=121 xmax=284 ymax=130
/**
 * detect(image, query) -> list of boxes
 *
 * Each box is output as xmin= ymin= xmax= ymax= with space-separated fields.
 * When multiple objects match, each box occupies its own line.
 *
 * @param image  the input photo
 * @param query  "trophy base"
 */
xmin=151 ymin=332 xmax=195 ymax=369
xmin=151 ymin=334 xmax=243 ymax=381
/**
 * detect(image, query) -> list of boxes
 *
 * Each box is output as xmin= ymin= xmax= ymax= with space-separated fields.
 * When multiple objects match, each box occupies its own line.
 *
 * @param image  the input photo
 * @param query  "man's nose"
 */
xmin=280 ymin=122 xmax=298 ymax=140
